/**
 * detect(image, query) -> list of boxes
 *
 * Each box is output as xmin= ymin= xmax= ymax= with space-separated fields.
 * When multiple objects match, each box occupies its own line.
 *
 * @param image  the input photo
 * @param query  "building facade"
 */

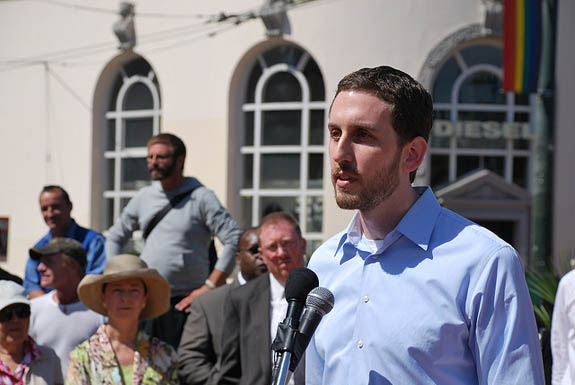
xmin=1 ymin=0 xmax=573 ymax=277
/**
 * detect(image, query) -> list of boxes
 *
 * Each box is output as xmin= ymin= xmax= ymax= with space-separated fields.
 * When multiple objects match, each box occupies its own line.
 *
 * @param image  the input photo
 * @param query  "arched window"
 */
xmin=103 ymin=58 xmax=161 ymax=228
xmin=428 ymin=43 xmax=533 ymax=189
xmin=239 ymin=45 xmax=325 ymax=252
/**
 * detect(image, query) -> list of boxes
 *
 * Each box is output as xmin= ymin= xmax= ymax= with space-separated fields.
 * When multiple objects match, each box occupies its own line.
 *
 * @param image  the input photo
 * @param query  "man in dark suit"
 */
xmin=217 ymin=212 xmax=306 ymax=385
xmin=178 ymin=228 xmax=267 ymax=385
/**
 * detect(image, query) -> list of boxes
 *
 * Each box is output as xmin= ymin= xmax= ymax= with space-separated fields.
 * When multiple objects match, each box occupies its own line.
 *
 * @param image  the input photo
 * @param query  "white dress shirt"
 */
xmin=269 ymin=273 xmax=295 ymax=385
xmin=552 ymin=269 xmax=575 ymax=385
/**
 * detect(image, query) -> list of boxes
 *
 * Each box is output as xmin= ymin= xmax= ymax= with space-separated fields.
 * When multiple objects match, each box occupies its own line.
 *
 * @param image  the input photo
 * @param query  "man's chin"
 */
xmin=335 ymin=191 xmax=361 ymax=210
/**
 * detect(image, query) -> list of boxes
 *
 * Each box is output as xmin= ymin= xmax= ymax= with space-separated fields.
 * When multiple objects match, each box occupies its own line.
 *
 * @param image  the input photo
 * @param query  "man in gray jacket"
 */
xmin=105 ymin=133 xmax=241 ymax=348
xmin=178 ymin=228 xmax=267 ymax=385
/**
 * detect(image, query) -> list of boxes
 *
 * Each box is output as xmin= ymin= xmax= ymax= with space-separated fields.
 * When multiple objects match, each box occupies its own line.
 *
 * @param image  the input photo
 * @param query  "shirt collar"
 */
xmin=45 ymin=220 xmax=78 ymax=241
xmin=237 ymin=272 xmax=247 ymax=286
xmin=269 ymin=273 xmax=285 ymax=302
xmin=334 ymin=186 xmax=441 ymax=255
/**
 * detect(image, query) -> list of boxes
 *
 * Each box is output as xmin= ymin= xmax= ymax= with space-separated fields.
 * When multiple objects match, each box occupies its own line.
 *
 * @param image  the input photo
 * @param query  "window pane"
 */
xmin=107 ymin=119 xmax=116 ymax=151
xmin=261 ymin=154 xmax=300 ymax=189
xmin=262 ymin=46 xmax=303 ymax=68
xmin=125 ymin=118 xmax=153 ymax=147
xmin=240 ymin=197 xmax=253 ymax=229
xmin=106 ymin=198 xmax=114 ymax=229
xmin=243 ymin=154 xmax=253 ymax=189
xmin=458 ymin=71 xmax=505 ymax=104
xmin=309 ymin=110 xmax=324 ymax=145
xmin=123 ymin=82 xmax=154 ymax=110
xmin=244 ymin=111 xmax=254 ymax=146
xmin=306 ymin=239 xmax=323 ymax=258
xmin=260 ymin=196 xmax=299 ymax=220
xmin=121 ymin=158 xmax=149 ymax=190
xmin=456 ymin=156 xmax=480 ymax=178
xmin=484 ymin=156 xmax=505 ymax=177
xmin=460 ymin=45 xmax=502 ymax=68
xmin=107 ymin=159 xmax=115 ymax=190
xmin=430 ymin=155 xmax=449 ymax=187
xmin=513 ymin=157 xmax=528 ymax=188
xmin=430 ymin=110 xmax=451 ymax=148
xmin=433 ymin=57 xmax=461 ymax=103
xmin=308 ymin=154 xmax=323 ymax=189
xmin=263 ymin=72 xmax=302 ymax=102
xmin=246 ymin=64 xmax=262 ymax=103
xmin=306 ymin=196 xmax=323 ymax=232
xmin=262 ymin=111 xmax=301 ymax=145
xmin=514 ymin=112 xmax=532 ymax=149
xmin=456 ymin=111 xmax=506 ymax=149
xmin=515 ymin=93 xmax=530 ymax=106
xmin=303 ymin=59 xmax=325 ymax=101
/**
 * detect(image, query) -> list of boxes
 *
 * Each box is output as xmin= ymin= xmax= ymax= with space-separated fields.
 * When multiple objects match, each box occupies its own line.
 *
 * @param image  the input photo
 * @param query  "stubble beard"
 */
xmin=149 ymin=160 xmax=177 ymax=181
xmin=332 ymin=150 xmax=401 ymax=212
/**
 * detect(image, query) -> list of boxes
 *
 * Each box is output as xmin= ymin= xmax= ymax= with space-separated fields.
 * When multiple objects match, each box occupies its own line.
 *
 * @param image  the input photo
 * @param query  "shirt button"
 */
xmin=363 ymin=296 xmax=369 ymax=303
xmin=357 ymin=340 xmax=364 ymax=349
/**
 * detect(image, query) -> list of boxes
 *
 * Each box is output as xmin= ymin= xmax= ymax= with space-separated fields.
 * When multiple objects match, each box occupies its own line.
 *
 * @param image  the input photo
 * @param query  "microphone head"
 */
xmin=285 ymin=267 xmax=319 ymax=301
xmin=306 ymin=287 xmax=334 ymax=315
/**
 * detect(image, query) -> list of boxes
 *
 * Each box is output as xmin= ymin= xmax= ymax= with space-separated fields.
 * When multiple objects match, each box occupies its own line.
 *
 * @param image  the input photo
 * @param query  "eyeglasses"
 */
xmin=0 ymin=305 xmax=31 ymax=323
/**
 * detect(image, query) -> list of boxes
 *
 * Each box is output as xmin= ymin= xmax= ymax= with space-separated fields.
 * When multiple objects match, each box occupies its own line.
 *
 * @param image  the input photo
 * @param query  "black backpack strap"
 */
xmin=142 ymin=186 xmax=199 ymax=240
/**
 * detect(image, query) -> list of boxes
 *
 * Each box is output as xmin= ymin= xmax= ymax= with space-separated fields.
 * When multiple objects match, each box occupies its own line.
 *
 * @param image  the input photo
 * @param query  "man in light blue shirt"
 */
xmin=306 ymin=66 xmax=544 ymax=385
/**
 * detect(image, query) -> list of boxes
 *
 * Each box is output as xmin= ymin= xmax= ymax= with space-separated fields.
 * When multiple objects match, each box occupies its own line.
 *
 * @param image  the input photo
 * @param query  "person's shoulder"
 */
xmin=231 ymin=273 xmax=269 ymax=300
xmin=308 ymin=229 xmax=347 ymax=268
xmin=437 ymin=206 xmax=512 ymax=253
xmin=31 ymin=292 xmax=53 ymax=307
xmin=196 ymin=283 xmax=233 ymax=304
xmin=558 ymin=269 xmax=575 ymax=291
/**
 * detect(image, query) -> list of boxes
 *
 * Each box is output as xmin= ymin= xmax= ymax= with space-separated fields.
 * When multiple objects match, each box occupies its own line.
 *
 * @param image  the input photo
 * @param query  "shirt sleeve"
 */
xmin=24 ymin=257 xmax=42 ymax=293
xmin=177 ymin=297 xmax=213 ymax=385
xmin=85 ymin=233 xmax=107 ymax=274
xmin=215 ymin=292 xmax=242 ymax=385
xmin=105 ymin=196 xmax=140 ymax=258
xmin=199 ymin=189 xmax=241 ymax=275
xmin=467 ymin=245 xmax=545 ymax=385
xmin=551 ymin=274 xmax=570 ymax=385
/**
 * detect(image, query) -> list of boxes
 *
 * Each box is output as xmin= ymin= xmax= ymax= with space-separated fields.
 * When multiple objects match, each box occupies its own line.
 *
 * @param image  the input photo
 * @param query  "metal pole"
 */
xmin=529 ymin=0 xmax=556 ymax=270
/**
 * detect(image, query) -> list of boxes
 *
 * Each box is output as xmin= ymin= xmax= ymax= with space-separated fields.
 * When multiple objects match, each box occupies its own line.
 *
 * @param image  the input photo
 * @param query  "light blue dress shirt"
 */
xmin=306 ymin=187 xmax=544 ymax=385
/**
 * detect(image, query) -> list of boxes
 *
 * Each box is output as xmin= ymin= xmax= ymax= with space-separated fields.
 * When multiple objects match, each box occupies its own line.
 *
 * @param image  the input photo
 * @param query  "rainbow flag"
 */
xmin=503 ymin=0 xmax=542 ymax=94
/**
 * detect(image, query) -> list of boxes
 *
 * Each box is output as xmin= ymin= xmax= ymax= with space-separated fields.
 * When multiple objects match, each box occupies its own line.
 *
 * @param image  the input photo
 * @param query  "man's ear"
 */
xmin=177 ymin=155 xmax=185 ymax=171
xmin=403 ymin=137 xmax=428 ymax=175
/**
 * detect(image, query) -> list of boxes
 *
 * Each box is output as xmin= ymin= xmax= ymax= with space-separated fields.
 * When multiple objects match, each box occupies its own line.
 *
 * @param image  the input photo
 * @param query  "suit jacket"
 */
xmin=178 ymin=279 xmax=241 ymax=385
xmin=217 ymin=273 xmax=305 ymax=385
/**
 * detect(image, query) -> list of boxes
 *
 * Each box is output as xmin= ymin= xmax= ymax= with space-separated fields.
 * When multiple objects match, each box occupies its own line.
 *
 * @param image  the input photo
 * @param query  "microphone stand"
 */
xmin=271 ymin=350 xmax=292 ymax=385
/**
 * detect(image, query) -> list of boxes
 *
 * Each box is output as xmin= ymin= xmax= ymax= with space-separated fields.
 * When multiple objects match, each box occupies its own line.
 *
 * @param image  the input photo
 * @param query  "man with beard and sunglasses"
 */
xmin=305 ymin=66 xmax=544 ymax=384
xmin=105 ymin=133 xmax=241 ymax=349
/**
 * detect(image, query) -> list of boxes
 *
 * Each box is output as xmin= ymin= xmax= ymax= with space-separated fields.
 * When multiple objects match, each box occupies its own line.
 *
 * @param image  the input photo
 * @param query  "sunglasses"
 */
xmin=246 ymin=245 xmax=260 ymax=255
xmin=0 ymin=305 xmax=31 ymax=323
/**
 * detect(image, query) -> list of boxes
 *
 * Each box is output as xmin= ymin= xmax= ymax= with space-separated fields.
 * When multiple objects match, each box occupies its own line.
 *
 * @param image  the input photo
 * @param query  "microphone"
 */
xmin=290 ymin=286 xmax=334 ymax=371
xmin=271 ymin=267 xmax=319 ymax=385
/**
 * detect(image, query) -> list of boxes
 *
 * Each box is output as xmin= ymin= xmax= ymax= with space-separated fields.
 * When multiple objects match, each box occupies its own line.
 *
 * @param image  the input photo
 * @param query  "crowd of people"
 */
xmin=0 ymin=65 xmax=570 ymax=385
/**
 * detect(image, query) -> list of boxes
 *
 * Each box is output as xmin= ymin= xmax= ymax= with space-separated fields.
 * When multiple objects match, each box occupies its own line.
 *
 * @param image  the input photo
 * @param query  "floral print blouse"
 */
xmin=66 ymin=325 xmax=179 ymax=385
xmin=0 ymin=336 xmax=41 ymax=385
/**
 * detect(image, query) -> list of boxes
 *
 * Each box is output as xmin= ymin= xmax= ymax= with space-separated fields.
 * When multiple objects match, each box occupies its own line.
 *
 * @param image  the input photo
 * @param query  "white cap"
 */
xmin=0 ymin=281 xmax=30 ymax=312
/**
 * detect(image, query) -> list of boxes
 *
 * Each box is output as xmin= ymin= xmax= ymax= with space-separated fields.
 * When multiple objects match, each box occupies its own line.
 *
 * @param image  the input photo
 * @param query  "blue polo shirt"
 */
xmin=24 ymin=220 xmax=107 ymax=293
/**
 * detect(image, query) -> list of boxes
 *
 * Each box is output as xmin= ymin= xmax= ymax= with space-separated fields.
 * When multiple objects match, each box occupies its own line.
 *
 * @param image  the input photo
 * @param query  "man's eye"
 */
xmin=329 ymin=130 xmax=341 ymax=139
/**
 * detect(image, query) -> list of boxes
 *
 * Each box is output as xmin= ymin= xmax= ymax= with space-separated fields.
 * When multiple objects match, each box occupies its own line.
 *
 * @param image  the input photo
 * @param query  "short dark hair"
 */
xmin=40 ymin=185 xmax=72 ymax=206
xmin=148 ymin=133 xmax=187 ymax=160
xmin=258 ymin=212 xmax=302 ymax=239
xmin=335 ymin=66 xmax=433 ymax=144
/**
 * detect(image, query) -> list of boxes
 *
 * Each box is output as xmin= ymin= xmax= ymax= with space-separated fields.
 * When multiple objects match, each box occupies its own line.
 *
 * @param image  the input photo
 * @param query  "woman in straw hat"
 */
xmin=0 ymin=280 xmax=63 ymax=385
xmin=66 ymin=254 xmax=179 ymax=385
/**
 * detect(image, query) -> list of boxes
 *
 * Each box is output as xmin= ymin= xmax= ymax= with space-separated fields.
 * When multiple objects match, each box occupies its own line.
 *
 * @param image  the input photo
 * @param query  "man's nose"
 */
xmin=37 ymin=262 xmax=46 ymax=271
xmin=330 ymin=134 xmax=353 ymax=165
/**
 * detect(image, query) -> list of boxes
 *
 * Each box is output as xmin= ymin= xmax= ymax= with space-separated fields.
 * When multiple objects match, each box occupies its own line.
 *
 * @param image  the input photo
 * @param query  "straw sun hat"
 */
xmin=78 ymin=254 xmax=170 ymax=320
